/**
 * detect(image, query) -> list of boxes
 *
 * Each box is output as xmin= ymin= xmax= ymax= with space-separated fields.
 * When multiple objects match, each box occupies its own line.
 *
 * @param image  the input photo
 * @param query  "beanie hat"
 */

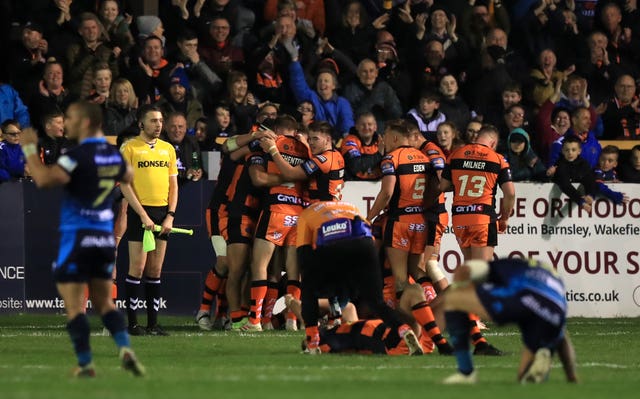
xmin=137 ymin=16 xmax=162 ymax=38
xmin=170 ymin=68 xmax=191 ymax=92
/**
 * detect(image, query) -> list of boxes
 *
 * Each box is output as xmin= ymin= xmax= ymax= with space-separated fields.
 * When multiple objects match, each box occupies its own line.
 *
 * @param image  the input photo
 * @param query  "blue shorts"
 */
xmin=476 ymin=283 xmax=566 ymax=352
xmin=54 ymin=229 xmax=116 ymax=283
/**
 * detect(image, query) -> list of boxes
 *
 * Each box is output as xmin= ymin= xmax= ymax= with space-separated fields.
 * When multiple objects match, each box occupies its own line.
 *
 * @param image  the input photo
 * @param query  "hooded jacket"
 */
xmin=504 ymin=128 xmax=547 ymax=182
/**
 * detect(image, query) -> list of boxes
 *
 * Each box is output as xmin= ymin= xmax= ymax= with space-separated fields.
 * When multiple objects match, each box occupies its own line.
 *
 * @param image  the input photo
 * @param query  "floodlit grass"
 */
xmin=1 ymin=315 xmax=639 ymax=399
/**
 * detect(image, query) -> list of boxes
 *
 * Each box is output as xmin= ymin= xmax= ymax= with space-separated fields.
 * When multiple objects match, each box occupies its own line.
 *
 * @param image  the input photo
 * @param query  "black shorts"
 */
xmin=476 ymin=283 xmax=566 ymax=351
xmin=54 ymin=229 xmax=115 ymax=283
xmin=126 ymin=205 xmax=169 ymax=242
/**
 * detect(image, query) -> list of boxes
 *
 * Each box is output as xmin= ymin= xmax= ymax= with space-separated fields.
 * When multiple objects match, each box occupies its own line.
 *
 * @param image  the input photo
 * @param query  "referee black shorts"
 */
xmin=126 ymin=205 xmax=169 ymax=242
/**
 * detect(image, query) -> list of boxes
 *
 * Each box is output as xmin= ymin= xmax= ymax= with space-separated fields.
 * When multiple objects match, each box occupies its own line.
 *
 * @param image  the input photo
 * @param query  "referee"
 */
xmin=120 ymin=104 xmax=178 ymax=336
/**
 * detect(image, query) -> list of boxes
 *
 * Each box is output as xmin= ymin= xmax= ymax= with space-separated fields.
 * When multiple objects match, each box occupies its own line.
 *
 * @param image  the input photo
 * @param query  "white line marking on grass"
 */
xmin=579 ymin=362 xmax=628 ymax=369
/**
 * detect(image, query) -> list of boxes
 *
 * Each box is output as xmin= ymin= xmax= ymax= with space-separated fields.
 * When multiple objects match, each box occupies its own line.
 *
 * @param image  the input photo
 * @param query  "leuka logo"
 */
xmin=322 ymin=221 xmax=348 ymax=236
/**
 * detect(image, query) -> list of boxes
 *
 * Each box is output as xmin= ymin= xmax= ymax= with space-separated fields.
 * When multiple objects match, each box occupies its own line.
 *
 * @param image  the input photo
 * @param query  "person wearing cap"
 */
xmin=9 ymin=22 xmax=48 ymax=100
xmin=136 ymin=15 xmax=165 ymax=45
xmin=503 ymin=128 xmax=547 ymax=182
xmin=66 ymin=13 xmax=118 ymax=99
xmin=283 ymin=37 xmax=354 ymax=140
xmin=156 ymin=68 xmax=204 ymax=129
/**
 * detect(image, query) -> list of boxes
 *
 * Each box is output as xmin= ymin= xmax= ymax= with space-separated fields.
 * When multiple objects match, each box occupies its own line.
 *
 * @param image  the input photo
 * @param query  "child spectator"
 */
xmin=619 ymin=145 xmax=640 ymax=183
xmin=503 ymin=128 xmax=547 ymax=182
xmin=406 ymin=90 xmax=446 ymax=141
xmin=594 ymin=145 xmax=621 ymax=182
xmin=553 ymin=136 xmax=626 ymax=213
xmin=0 ymin=120 xmax=26 ymax=182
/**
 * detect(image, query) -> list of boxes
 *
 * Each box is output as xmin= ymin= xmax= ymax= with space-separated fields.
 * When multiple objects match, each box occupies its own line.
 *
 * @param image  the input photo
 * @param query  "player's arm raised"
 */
xmin=20 ymin=128 xmax=71 ymax=188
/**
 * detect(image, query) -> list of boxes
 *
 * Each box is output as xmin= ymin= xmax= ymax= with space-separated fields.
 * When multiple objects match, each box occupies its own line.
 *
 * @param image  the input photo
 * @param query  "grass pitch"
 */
xmin=1 ymin=315 xmax=639 ymax=399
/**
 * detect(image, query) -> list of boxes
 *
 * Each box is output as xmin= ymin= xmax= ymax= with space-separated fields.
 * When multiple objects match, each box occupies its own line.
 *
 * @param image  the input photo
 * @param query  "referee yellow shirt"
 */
xmin=121 ymin=137 xmax=178 ymax=206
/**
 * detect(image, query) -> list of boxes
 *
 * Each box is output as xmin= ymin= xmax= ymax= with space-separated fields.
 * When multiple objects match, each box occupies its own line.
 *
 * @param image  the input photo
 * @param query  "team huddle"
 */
xmin=25 ymin=100 xmax=577 ymax=384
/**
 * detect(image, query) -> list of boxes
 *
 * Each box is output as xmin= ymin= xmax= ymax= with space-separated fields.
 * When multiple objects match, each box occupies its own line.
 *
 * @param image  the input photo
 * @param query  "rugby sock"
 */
xmin=67 ymin=314 xmax=92 ymax=367
xmin=200 ymin=269 xmax=224 ymax=313
xmin=145 ymin=278 xmax=161 ymax=328
xmin=305 ymin=325 xmax=320 ymax=348
xmin=102 ymin=310 xmax=130 ymax=348
xmin=411 ymin=301 xmax=449 ymax=346
xmin=215 ymin=279 xmax=228 ymax=319
xmin=230 ymin=310 xmax=246 ymax=323
xmin=445 ymin=311 xmax=474 ymax=375
xmin=125 ymin=275 xmax=141 ymax=327
xmin=286 ymin=280 xmax=301 ymax=322
xmin=248 ymin=280 xmax=268 ymax=325
xmin=468 ymin=313 xmax=487 ymax=346
xmin=262 ymin=281 xmax=279 ymax=325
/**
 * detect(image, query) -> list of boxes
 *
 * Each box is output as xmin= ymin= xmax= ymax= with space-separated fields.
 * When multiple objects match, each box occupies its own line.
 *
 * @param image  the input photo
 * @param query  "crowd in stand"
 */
xmin=1 ymin=0 xmax=640 ymax=183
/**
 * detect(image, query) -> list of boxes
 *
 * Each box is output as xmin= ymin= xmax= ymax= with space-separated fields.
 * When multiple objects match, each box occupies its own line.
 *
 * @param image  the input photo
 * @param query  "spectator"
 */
xmin=460 ymin=0 xmax=511 ymax=54
xmin=340 ymin=112 xmax=383 ymax=181
xmin=128 ymin=35 xmax=174 ymax=104
xmin=601 ymin=74 xmax=640 ymax=139
xmin=434 ymin=121 xmax=464 ymax=158
xmin=575 ymin=31 xmax=624 ymax=106
xmin=194 ymin=0 xmax=256 ymax=48
xmin=503 ymin=128 xmax=547 ymax=182
xmin=169 ymin=29 xmax=223 ymax=110
xmin=162 ymin=112 xmax=203 ymax=184
xmin=38 ymin=111 xmax=71 ymax=165
xmin=499 ymin=104 xmax=527 ymax=151
xmin=599 ymin=2 xmax=639 ymax=71
xmin=104 ymin=78 xmax=138 ymax=136
xmin=226 ymin=70 xmax=259 ymax=135
xmin=438 ymin=74 xmax=472 ymax=133
xmin=406 ymin=90 xmax=446 ymax=140
xmin=535 ymin=79 xmax=572 ymax=164
xmin=9 ymin=22 xmax=48 ymax=101
xmin=529 ymin=49 xmax=575 ymax=107
xmin=261 ymin=0 xmax=316 ymax=40
xmin=27 ymin=59 xmax=72 ymax=131
xmin=373 ymin=31 xmax=412 ymax=109
xmin=98 ymin=0 xmax=134 ymax=56
xmin=553 ymin=135 xmax=627 ymax=211
xmin=210 ymin=103 xmax=237 ymax=147
xmin=463 ymin=119 xmax=482 ymax=144
xmin=548 ymin=107 xmax=602 ymax=168
xmin=619 ymin=144 xmax=640 ymax=183
xmin=193 ymin=117 xmax=216 ymax=151
xmin=418 ymin=6 xmax=470 ymax=69
xmin=198 ymin=16 xmax=244 ymax=79
xmin=264 ymin=0 xmax=325 ymax=36
xmin=84 ymin=63 xmax=113 ymax=105
xmin=296 ymin=101 xmax=315 ymax=127
xmin=136 ymin=15 xmax=165 ymax=44
xmin=0 ymin=82 xmax=30 ymax=128
xmin=0 ymin=120 xmax=26 ymax=182
xmin=285 ymin=40 xmax=354 ymax=139
xmin=157 ymin=68 xmax=204 ymax=129
xmin=251 ymin=50 xmax=286 ymax=106
xmin=66 ymin=13 xmax=118 ymax=99
xmin=330 ymin=0 xmax=379 ymax=64
xmin=343 ymin=59 xmax=402 ymax=132
xmin=594 ymin=145 xmax=621 ymax=182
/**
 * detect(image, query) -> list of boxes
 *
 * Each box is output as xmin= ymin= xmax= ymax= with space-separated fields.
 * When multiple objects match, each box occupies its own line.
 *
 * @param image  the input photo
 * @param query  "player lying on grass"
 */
xmin=283 ymin=283 xmax=453 ymax=355
xmin=432 ymin=258 xmax=578 ymax=384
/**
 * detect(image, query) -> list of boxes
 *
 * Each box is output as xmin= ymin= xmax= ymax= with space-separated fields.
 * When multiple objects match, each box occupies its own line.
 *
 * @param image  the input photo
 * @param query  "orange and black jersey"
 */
xmin=301 ymin=149 xmax=345 ymax=202
xmin=319 ymin=319 xmax=399 ymax=354
xmin=209 ymin=149 xmax=238 ymax=212
xmin=443 ymin=143 xmax=512 ymax=225
xmin=340 ymin=133 xmax=383 ymax=180
xmin=248 ymin=135 xmax=308 ymax=213
xmin=419 ymin=141 xmax=447 ymax=220
xmin=380 ymin=146 xmax=430 ymax=219
xmin=296 ymin=201 xmax=370 ymax=249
